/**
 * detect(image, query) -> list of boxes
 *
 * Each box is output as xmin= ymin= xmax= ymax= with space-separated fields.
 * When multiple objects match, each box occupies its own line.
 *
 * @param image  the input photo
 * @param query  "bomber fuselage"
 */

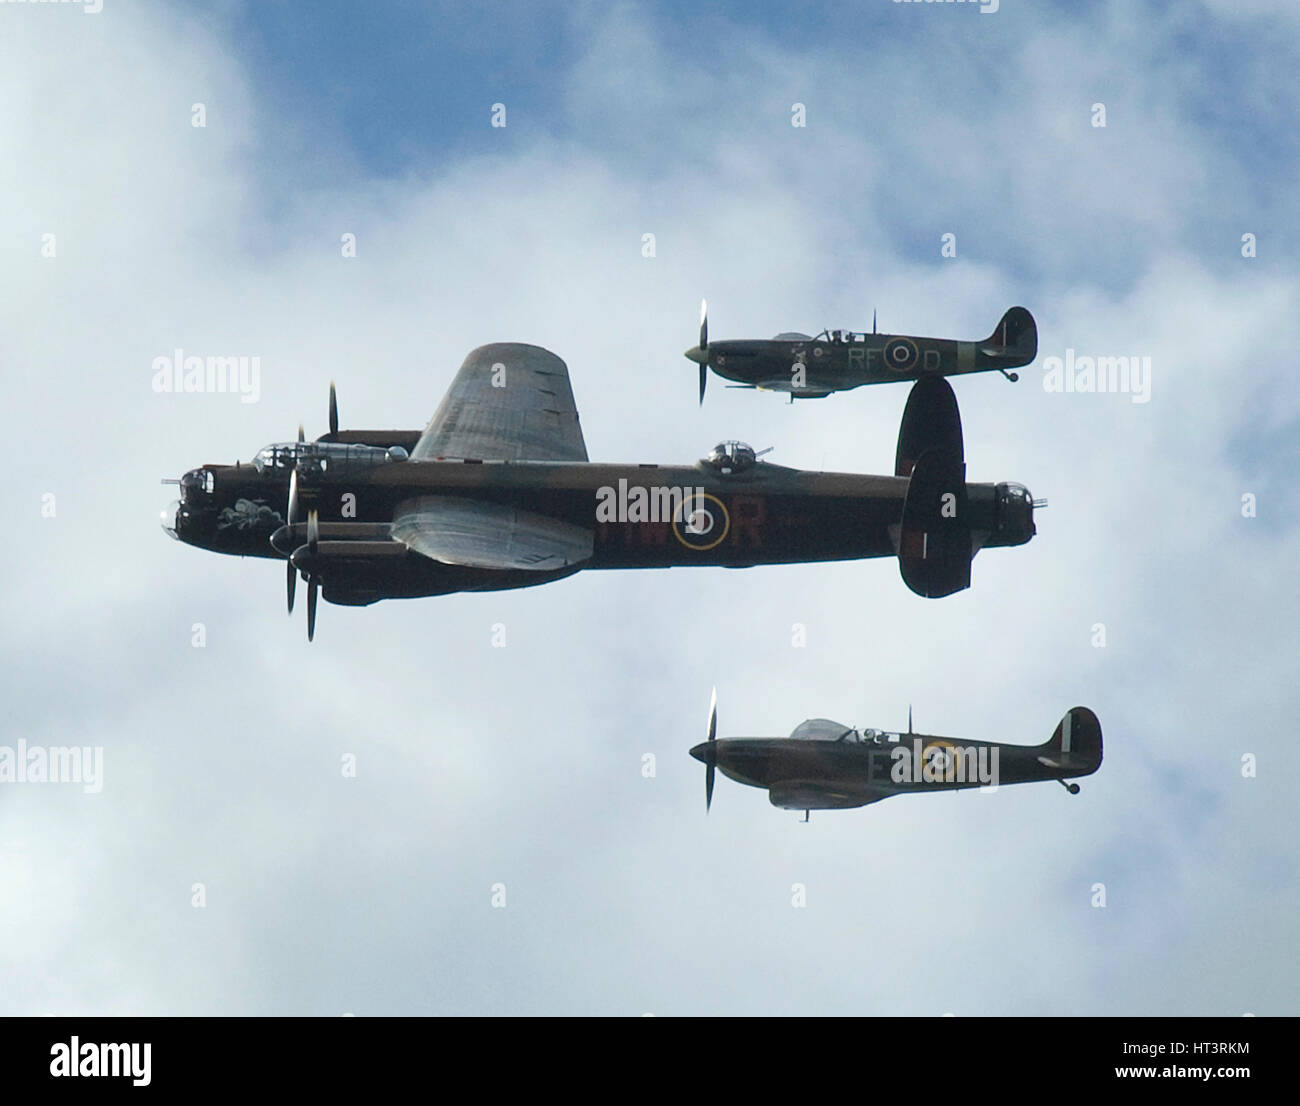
xmin=163 ymin=452 xmax=1037 ymax=603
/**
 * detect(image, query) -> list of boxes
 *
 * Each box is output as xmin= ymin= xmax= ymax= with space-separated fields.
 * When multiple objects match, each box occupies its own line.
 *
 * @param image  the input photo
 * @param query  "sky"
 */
xmin=2 ymin=0 xmax=1297 ymax=1015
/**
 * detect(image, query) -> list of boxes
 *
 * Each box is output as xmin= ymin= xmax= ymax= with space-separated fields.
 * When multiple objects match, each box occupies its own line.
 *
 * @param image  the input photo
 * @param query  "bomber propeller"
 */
xmin=286 ymin=475 xmax=321 ymax=641
xmin=282 ymin=385 xmax=335 ymax=640
xmin=285 ymin=432 xmax=304 ymax=616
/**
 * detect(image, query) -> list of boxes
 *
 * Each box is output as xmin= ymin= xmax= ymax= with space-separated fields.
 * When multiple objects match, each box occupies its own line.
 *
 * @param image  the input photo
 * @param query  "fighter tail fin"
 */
xmin=1037 ymin=707 xmax=1103 ymax=776
xmin=984 ymin=307 xmax=1037 ymax=361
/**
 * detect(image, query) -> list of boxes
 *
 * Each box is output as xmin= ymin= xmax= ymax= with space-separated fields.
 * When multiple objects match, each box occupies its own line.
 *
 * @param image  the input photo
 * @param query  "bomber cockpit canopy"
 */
xmin=253 ymin=444 xmax=300 ymax=471
xmin=790 ymin=718 xmax=860 ymax=743
xmin=703 ymin=440 xmax=760 ymax=474
xmin=252 ymin=440 xmax=408 ymax=474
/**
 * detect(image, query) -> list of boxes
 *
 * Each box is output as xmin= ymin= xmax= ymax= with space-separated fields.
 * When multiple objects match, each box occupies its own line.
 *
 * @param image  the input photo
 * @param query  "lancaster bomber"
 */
xmin=685 ymin=302 xmax=1037 ymax=403
xmin=690 ymin=692 xmax=1102 ymax=817
xmin=162 ymin=344 xmax=1041 ymax=639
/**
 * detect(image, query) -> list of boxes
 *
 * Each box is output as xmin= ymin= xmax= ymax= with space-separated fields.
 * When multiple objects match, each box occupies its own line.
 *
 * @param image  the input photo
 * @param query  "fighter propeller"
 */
xmin=683 ymin=299 xmax=711 ymax=404
xmin=702 ymin=686 xmax=718 ymax=812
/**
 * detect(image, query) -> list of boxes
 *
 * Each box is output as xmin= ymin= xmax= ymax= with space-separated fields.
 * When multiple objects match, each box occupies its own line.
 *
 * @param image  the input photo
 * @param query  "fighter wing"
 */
xmin=411 ymin=343 xmax=588 ymax=462
xmin=391 ymin=495 xmax=592 ymax=571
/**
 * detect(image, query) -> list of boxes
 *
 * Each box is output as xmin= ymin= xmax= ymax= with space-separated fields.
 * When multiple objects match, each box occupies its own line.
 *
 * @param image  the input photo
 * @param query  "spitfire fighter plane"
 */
xmin=690 ymin=692 xmax=1102 ymax=816
xmin=685 ymin=302 xmax=1037 ymax=403
xmin=162 ymin=344 xmax=1041 ymax=639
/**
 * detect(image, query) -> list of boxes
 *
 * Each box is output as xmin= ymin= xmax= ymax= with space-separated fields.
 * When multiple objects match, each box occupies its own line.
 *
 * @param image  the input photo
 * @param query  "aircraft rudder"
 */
xmin=894 ymin=375 xmax=964 ymax=478
xmin=1045 ymin=706 xmax=1103 ymax=772
xmin=988 ymin=306 xmax=1037 ymax=360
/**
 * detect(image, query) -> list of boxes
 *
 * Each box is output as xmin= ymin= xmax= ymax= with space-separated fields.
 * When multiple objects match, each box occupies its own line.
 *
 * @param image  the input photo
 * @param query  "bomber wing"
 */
xmin=411 ymin=343 xmax=588 ymax=462
xmin=396 ymin=343 xmax=592 ymax=571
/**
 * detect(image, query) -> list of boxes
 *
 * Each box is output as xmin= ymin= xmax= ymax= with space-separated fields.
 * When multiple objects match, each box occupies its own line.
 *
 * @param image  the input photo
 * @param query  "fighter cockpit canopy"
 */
xmin=703 ymin=440 xmax=766 ymax=474
xmin=790 ymin=718 xmax=860 ymax=742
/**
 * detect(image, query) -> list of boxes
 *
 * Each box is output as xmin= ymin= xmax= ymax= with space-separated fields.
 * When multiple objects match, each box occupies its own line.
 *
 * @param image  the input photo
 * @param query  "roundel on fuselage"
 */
xmin=883 ymin=337 xmax=919 ymax=372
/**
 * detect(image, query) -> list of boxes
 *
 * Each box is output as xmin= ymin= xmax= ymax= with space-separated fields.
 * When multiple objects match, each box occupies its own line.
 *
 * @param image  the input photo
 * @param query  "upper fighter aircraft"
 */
xmin=162 ymin=344 xmax=1041 ymax=639
xmin=685 ymin=302 xmax=1037 ymax=403
xmin=690 ymin=691 xmax=1102 ymax=818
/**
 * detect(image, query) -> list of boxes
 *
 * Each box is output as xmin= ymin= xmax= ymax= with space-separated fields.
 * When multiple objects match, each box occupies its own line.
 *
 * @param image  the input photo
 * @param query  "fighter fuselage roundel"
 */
xmin=162 ymin=344 xmax=1040 ymax=639
xmin=686 ymin=303 xmax=1038 ymax=403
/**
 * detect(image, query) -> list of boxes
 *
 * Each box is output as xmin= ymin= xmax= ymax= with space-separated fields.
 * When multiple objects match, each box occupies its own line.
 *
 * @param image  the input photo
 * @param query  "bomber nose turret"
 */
xmin=160 ymin=501 xmax=181 ymax=540
xmin=179 ymin=467 xmax=215 ymax=504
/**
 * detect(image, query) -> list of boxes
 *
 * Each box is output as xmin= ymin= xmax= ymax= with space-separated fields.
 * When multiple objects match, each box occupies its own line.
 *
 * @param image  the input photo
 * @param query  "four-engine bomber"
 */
xmin=163 ymin=343 xmax=1039 ymax=639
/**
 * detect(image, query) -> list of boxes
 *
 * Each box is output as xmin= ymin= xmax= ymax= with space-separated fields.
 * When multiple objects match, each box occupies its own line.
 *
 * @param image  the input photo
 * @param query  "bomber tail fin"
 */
xmin=895 ymin=378 xmax=971 ymax=598
xmin=895 ymin=376 xmax=964 ymax=479
xmin=897 ymin=448 xmax=970 ymax=598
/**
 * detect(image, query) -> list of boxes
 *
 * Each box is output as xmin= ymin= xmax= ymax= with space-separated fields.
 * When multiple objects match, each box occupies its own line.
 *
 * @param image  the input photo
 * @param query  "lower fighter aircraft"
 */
xmin=685 ymin=301 xmax=1037 ymax=403
xmin=162 ymin=344 xmax=1041 ymax=639
xmin=690 ymin=691 xmax=1102 ymax=818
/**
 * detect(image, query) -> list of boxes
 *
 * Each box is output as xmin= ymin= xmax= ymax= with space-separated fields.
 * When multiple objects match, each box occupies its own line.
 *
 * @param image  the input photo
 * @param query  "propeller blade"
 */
xmin=705 ymin=686 xmax=718 ymax=812
xmin=287 ymin=468 xmax=301 ymax=524
xmin=694 ymin=299 xmax=710 ymax=405
xmin=297 ymin=423 xmax=305 ymax=444
xmin=307 ymin=509 xmax=319 ymax=556
xmin=306 ymin=578 xmax=318 ymax=642
xmin=328 ymin=382 xmax=338 ymax=436
xmin=286 ymin=560 xmax=297 ymax=614
xmin=908 ymin=704 xmax=913 ymax=735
